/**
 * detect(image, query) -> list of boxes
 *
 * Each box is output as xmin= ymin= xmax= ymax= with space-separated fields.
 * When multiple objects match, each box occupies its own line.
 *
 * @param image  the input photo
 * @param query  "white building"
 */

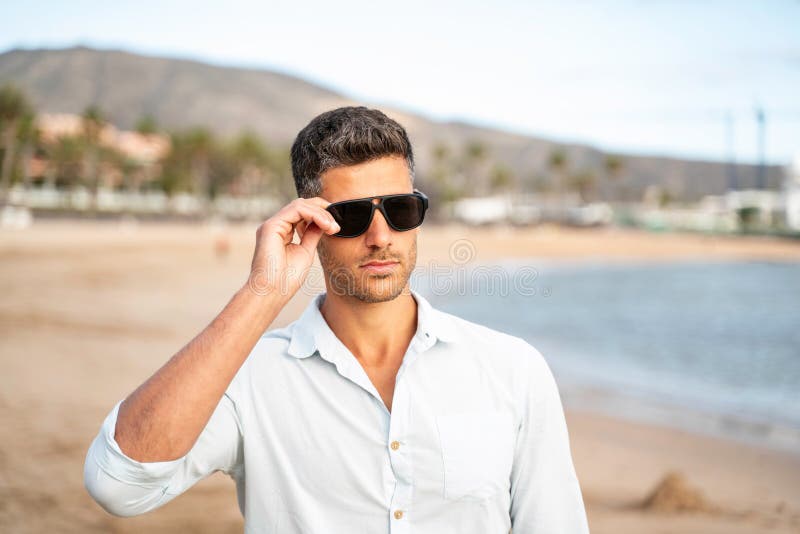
xmin=785 ymin=154 xmax=800 ymax=231
xmin=450 ymin=195 xmax=512 ymax=225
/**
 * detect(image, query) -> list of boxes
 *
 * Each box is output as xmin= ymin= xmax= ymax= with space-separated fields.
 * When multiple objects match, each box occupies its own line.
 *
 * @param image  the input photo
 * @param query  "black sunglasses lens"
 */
xmin=383 ymin=195 xmax=425 ymax=230
xmin=327 ymin=200 xmax=373 ymax=237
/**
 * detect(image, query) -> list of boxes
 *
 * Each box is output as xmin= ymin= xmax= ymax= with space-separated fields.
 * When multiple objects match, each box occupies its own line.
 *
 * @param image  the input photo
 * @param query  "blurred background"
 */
xmin=0 ymin=1 xmax=798 ymax=533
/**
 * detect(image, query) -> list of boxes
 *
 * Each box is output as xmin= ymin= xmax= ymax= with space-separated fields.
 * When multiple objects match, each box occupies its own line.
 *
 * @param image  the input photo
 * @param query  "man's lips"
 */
xmin=360 ymin=260 xmax=399 ymax=267
xmin=359 ymin=260 xmax=400 ymax=273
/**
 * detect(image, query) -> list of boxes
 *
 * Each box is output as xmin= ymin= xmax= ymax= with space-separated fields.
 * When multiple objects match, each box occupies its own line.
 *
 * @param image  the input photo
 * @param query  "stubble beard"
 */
xmin=318 ymin=237 xmax=417 ymax=304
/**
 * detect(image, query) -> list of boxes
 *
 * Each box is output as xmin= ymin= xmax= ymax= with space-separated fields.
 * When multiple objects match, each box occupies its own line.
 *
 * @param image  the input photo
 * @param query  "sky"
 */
xmin=1 ymin=0 xmax=799 ymax=165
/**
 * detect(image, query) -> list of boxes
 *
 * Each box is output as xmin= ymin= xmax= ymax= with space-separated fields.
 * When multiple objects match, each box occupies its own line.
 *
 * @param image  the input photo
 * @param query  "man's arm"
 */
xmin=84 ymin=392 xmax=242 ymax=517
xmin=113 ymin=197 xmax=339 ymax=462
xmin=112 ymin=283 xmax=286 ymax=462
xmin=509 ymin=345 xmax=590 ymax=533
xmin=83 ymin=197 xmax=341 ymax=515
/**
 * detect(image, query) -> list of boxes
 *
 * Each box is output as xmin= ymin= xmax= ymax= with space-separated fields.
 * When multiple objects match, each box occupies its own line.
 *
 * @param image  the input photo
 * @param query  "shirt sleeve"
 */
xmin=509 ymin=345 xmax=590 ymax=533
xmin=83 ymin=392 xmax=243 ymax=517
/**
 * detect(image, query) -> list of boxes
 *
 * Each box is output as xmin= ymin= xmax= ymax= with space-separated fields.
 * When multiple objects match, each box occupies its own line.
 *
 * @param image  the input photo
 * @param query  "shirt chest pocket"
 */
xmin=435 ymin=410 xmax=515 ymax=502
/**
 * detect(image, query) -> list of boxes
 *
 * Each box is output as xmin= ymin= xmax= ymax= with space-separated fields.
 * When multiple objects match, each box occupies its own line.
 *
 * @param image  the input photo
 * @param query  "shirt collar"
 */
xmin=286 ymin=288 xmax=457 ymax=360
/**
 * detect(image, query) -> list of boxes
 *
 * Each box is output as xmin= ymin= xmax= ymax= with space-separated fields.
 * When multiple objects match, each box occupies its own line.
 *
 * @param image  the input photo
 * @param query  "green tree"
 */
xmin=231 ymin=131 xmax=267 ymax=164
xmin=548 ymin=148 xmax=569 ymax=220
xmin=47 ymin=136 xmax=85 ymax=189
xmin=158 ymin=128 xmax=215 ymax=201
xmin=460 ymin=139 xmax=489 ymax=194
xmin=157 ymin=132 xmax=193 ymax=196
xmin=604 ymin=154 xmax=624 ymax=201
xmin=465 ymin=140 xmax=487 ymax=162
xmin=135 ymin=114 xmax=159 ymax=136
xmin=659 ymin=189 xmax=673 ymax=207
xmin=429 ymin=141 xmax=462 ymax=203
xmin=16 ymin=112 xmax=40 ymax=194
xmin=118 ymin=154 xmax=143 ymax=194
xmin=81 ymin=105 xmax=107 ymax=212
xmin=432 ymin=142 xmax=450 ymax=163
xmin=568 ymin=169 xmax=596 ymax=203
xmin=489 ymin=163 xmax=514 ymax=193
xmin=186 ymin=128 xmax=213 ymax=200
xmin=0 ymin=84 xmax=33 ymax=203
xmin=264 ymin=146 xmax=294 ymax=203
xmin=548 ymin=148 xmax=568 ymax=184
xmin=229 ymin=131 xmax=269 ymax=196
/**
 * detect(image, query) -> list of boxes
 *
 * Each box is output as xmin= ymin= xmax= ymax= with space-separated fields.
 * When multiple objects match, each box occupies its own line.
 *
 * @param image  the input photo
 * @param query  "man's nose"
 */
xmin=364 ymin=206 xmax=393 ymax=248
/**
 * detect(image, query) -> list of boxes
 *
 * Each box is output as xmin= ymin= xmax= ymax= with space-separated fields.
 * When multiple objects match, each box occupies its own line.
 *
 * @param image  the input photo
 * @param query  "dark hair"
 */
xmin=290 ymin=106 xmax=415 ymax=198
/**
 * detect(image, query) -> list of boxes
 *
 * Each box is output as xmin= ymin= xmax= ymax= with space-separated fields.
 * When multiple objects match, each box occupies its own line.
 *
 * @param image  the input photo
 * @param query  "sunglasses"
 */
xmin=325 ymin=189 xmax=429 ymax=238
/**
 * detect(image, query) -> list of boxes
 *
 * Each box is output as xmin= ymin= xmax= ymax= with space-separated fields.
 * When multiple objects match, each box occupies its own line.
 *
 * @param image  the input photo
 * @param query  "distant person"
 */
xmin=84 ymin=106 xmax=590 ymax=533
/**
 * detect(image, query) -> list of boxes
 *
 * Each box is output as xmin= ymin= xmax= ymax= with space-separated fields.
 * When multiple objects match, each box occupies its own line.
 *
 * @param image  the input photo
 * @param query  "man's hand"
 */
xmin=248 ymin=197 xmax=340 ymax=299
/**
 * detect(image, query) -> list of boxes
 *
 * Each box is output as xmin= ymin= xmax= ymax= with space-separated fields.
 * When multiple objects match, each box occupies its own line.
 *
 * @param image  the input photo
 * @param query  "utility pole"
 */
xmin=726 ymin=110 xmax=738 ymax=191
xmin=756 ymin=105 xmax=766 ymax=189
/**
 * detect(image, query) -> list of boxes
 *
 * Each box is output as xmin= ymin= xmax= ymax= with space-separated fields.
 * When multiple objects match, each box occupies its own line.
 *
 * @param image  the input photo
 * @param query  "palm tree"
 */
xmin=548 ymin=148 xmax=568 ymax=186
xmin=230 ymin=131 xmax=268 ymax=196
xmin=157 ymin=132 xmax=192 ymax=196
xmin=461 ymin=139 xmax=489 ymax=194
xmin=432 ymin=142 xmax=450 ymax=163
xmin=568 ymin=169 xmax=596 ymax=204
xmin=47 ymin=136 xmax=85 ymax=190
xmin=465 ymin=140 xmax=487 ymax=162
xmin=489 ymin=163 xmax=514 ymax=193
xmin=81 ymin=105 xmax=106 ymax=212
xmin=135 ymin=114 xmax=159 ymax=136
xmin=184 ymin=127 xmax=214 ymax=205
xmin=548 ymin=148 xmax=569 ymax=221
xmin=264 ymin=146 xmax=294 ymax=203
xmin=16 ymin=112 xmax=40 ymax=196
xmin=0 ymin=84 xmax=32 ymax=204
xmin=604 ymin=154 xmax=624 ymax=202
xmin=429 ymin=141 xmax=462 ymax=204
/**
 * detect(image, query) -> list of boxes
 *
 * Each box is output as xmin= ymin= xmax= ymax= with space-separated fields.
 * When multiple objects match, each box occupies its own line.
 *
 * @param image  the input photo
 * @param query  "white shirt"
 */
xmin=84 ymin=288 xmax=590 ymax=533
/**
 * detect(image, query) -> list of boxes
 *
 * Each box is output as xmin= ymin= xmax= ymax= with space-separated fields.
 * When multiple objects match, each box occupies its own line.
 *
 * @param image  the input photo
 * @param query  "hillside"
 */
xmin=0 ymin=46 xmax=784 ymax=201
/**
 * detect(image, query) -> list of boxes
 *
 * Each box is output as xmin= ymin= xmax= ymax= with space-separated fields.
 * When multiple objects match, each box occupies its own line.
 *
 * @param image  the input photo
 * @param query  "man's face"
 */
xmin=316 ymin=155 xmax=418 ymax=304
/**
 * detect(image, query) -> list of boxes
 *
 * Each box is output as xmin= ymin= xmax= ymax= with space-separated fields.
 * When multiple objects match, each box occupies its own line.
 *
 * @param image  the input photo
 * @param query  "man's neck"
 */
xmin=319 ymin=288 xmax=418 ymax=368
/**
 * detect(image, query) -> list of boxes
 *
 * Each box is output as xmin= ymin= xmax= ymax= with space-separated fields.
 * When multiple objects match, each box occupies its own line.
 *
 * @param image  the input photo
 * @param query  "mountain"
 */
xmin=0 ymin=46 xmax=784 ymax=201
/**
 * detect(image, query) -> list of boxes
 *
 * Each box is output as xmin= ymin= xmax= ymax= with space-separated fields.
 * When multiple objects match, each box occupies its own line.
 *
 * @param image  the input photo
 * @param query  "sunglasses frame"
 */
xmin=325 ymin=189 xmax=429 ymax=238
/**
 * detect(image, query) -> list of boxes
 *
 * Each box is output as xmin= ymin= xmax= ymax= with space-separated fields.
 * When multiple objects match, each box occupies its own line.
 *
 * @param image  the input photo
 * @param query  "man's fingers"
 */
xmin=299 ymin=206 xmax=339 ymax=235
xmin=293 ymin=197 xmax=338 ymax=233
xmin=274 ymin=199 xmax=340 ymax=235
xmin=302 ymin=196 xmax=333 ymax=209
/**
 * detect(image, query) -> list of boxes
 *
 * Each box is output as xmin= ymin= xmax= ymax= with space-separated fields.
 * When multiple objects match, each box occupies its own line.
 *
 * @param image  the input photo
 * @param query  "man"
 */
xmin=84 ymin=106 xmax=590 ymax=533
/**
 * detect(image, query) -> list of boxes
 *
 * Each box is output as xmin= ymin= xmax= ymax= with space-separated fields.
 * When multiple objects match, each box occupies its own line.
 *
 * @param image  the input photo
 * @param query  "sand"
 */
xmin=1 ymin=220 xmax=798 ymax=533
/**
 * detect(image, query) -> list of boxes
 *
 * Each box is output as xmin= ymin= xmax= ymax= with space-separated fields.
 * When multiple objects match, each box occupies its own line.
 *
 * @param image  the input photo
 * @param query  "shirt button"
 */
xmin=394 ymin=510 xmax=404 ymax=520
xmin=390 ymin=440 xmax=400 ymax=450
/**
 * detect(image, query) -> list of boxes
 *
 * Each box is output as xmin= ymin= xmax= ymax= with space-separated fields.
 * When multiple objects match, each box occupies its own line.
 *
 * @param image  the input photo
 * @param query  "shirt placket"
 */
xmin=387 ymin=333 xmax=432 ymax=534
xmin=318 ymin=347 xmax=405 ymax=531
xmin=316 ymin=317 xmax=435 ymax=533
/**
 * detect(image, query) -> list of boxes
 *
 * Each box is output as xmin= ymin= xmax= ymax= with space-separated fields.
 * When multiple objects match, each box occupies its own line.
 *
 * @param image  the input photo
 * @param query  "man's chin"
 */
xmin=355 ymin=277 xmax=406 ymax=303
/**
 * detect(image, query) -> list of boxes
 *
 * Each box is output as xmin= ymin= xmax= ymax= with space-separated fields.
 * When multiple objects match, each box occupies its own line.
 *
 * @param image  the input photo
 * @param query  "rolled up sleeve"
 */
xmin=509 ymin=345 xmax=590 ymax=533
xmin=84 ymin=393 xmax=243 ymax=517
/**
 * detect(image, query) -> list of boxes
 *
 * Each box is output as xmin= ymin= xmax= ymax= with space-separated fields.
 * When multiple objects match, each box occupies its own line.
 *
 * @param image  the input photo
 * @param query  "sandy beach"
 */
xmin=1 ymin=220 xmax=798 ymax=533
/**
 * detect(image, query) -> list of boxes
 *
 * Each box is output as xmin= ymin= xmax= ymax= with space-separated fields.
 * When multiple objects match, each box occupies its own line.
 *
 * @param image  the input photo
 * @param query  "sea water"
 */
xmin=415 ymin=259 xmax=800 ymax=452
